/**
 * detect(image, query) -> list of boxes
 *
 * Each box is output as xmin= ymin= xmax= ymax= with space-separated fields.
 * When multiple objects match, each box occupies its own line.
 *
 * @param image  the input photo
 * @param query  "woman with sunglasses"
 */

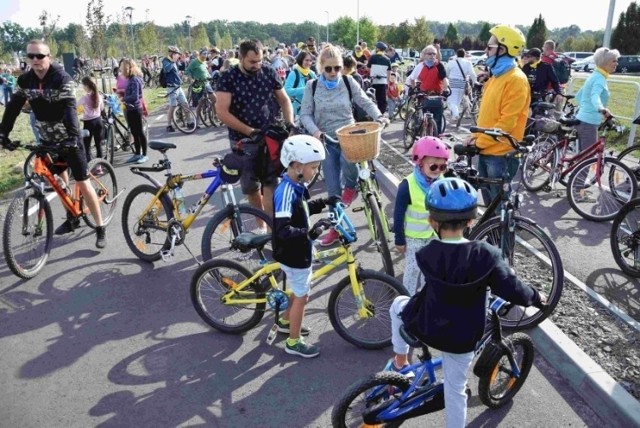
xmin=393 ymin=136 xmax=449 ymax=295
xmin=300 ymin=44 xmax=388 ymax=246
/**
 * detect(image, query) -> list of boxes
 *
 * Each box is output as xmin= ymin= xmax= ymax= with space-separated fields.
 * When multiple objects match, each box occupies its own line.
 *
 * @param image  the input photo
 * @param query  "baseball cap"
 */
xmin=199 ymin=48 xmax=209 ymax=56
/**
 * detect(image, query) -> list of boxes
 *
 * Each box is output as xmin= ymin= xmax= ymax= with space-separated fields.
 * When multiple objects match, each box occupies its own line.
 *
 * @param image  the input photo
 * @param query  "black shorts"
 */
xmin=44 ymin=142 xmax=89 ymax=182
xmin=229 ymin=139 xmax=279 ymax=194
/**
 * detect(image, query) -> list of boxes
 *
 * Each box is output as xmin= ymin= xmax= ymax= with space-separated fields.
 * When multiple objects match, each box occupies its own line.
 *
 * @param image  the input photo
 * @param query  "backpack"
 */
xmin=552 ymin=57 xmax=571 ymax=84
xmin=159 ymin=68 xmax=168 ymax=88
xmin=311 ymin=75 xmax=371 ymax=122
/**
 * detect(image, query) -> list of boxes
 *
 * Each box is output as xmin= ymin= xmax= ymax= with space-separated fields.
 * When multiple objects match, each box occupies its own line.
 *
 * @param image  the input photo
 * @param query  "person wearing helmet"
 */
xmin=387 ymin=176 xmax=547 ymax=427
xmin=393 ymin=136 xmax=449 ymax=295
xmin=162 ymin=46 xmax=193 ymax=132
xmin=367 ymin=41 xmax=392 ymax=114
xmin=470 ymin=24 xmax=530 ymax=203
xmin=272 ymin=135 xmax=329 ymax=358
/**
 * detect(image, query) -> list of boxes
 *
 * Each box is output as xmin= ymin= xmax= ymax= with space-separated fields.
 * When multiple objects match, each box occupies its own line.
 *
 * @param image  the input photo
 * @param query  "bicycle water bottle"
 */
xmin=174 ymin=187 xmax=187 ymax=216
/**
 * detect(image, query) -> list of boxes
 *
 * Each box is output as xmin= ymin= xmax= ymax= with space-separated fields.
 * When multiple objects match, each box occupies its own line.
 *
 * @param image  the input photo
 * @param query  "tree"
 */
xmin=137 ymin=23 xmax=161 ymax=56
xmin=0 ymin=22 xmax=29 ymax=55
xmin=86 ymin=0 xmax=109 ymax=61
xmin=192 ymin=23 xmax=211 ymax=50
xmin=444 ymin=23 xmax=459 ymax=47
xmin=478 ymin=22 xmax=492 ymax=43
xmin=395 ymin=20 xmax=411 ymax=49
xmin=332 ymin=16 xmax=356 ymax=48
xmin=612 ymin=2 xmax=640 ymax=54
xmin=527 ymin=14 xmax=548 ymax=49
xmin=408 ymin=17 xmax=434 ymax=51
xmin=219 ymin=30 xmax=233 ymax=50
xmin=39 ymin=10 xmax=60 ymax=44
xmin=357 ymin=17 xmax=379 ymax=47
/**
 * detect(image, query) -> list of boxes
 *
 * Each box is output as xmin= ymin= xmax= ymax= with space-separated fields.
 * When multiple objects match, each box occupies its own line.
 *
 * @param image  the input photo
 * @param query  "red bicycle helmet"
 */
xmin=411 ymin=136 xmax=450 ymax=165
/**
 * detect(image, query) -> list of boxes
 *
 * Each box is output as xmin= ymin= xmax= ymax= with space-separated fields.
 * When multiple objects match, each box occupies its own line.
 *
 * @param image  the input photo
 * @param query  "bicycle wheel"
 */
xmin=468 ymin=216 xmax=563 ymax=330
xmin=616 ymin=144 xmax=640 ymax=182
xmin=3 ymin=191 xmax=53 ymax=279
xmin=398 ymin=97 xmax=411 ymax=121
xmin=173 ymin=105 xmax=197 ymax=134
xmin=522 ymin=135 xmax=560 ymax=192
xmin=198 ymin=100 xmax=212 ymax=127
xmin=190 ymin=258 xmax=266 ymax=334
xmin=331 ymin=371 xmax=412 ymax=428
xmin=476 ymin=333 xmax=534 ymax=408
xmin=567 ymin=157 xmax=637 ymax=222
xmin=422 ymin=116 xmax=438 ymax=138
xmin=201 ymin=204 xmax=273 ymax=264
xmin=456 ymin=95 xmax=470 ymax=129
xmin=402 ymin=109 xmax=417 ymax=151
xmin=23 ymin=151 xmax=37 ymax=178
xmin=208 ymin=104 xmax=221 ymax=127
xmin=610 ymin=198 xmax=640 ymax=277
xmin=142 ymin=116 xmax=149 ymax=143
xmin=81 ymin=159 xmax=118 ymax=229
xmin=366 ymin=193 xmax=394 ymax=276
xmin=328 ymin=269 xmax=407 ymax=349
xmin=121 ymin=184 xmax=174 ymax=262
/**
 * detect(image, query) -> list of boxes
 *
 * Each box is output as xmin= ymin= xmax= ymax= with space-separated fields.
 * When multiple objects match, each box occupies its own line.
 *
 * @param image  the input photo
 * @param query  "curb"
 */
xmin=373 ymin=159 xmax=640 ymax=427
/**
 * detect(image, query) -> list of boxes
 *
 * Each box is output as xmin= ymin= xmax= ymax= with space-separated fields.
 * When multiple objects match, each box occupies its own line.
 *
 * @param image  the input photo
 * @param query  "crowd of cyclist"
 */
xmin=0 ymin=23 xmax=627 ymax=426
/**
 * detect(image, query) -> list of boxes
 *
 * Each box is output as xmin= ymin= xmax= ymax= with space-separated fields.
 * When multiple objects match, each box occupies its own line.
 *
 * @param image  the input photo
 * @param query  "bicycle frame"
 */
xmin=355 ymin=160 xmax=392 ymax=239
xmin=537 ymin=132 xmax=606 ymax=184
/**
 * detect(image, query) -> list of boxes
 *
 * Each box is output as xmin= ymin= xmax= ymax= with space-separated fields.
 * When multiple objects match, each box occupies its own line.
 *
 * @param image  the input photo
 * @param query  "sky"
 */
xmin=0 ymin=0 xmax=634 ymax=32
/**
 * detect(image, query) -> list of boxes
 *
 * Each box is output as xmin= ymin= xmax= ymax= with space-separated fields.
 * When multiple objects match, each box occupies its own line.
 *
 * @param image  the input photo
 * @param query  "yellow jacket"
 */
xmin=475 ymin=67 xmax=531 ymax=156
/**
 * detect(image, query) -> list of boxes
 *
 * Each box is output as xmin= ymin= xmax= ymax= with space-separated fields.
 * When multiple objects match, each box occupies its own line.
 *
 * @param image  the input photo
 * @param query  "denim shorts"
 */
xmin=167 ymin=86 xmax=187 ymax=107
xmin=280 ymin=263 xmax=313 ymax=297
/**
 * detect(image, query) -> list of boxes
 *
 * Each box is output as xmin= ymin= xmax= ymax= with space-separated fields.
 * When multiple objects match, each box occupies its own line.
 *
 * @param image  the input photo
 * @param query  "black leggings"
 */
xmin=82 ymin=117 xmax=104 ymax=161
xmin=125 ymin=108 xmax=148 ymax=156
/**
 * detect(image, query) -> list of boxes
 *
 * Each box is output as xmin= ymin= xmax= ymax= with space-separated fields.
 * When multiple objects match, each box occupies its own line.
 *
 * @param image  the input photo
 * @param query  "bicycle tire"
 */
xmin=366 ymin=193 xmax=394 ymax=276
xmin=81 ymin=159 xmax=118 ymax=229
xmin=331 ymin=371 xmax=412 ymax=428
xmin=468 ymin=216 xmax=563 ymax=330
xmin=3 ymin=191 xmax=53 ymax=279
xmin=105 ymin=126 xmax=116 ymax=165
xmin=208 ymin=105 xmax=221 ymax=127
xmin=610 ymin=198 xmax=640 ymax=277
xmin=616 ymin=144 xmax=640 ymax=182
xmin=456 ymin=96 xmax=469 ymax=129
xmin=173 ymin=105 xmax=197 ymax=134
xmin=190 ymin=258 xmax=266 ymax=334
xmin=522 ymin=135 xmax=560 ymax=192
xmin=423 ymin=116 xmax=438 ymax=138
xmin=198 ymin=101 xmax=212 ymax=127
xmin=567 ymin=156 xmax=637 ymax=222
xmin=121 ymin=184 xmax=174 ymax=262
xmin=402 ymin=108 xmax=416 ymax=151
xmin=477 ymin=333 xmax=534 ymax=408
xmin=201 ymin=204 xmax=273 ymax=264
xmin=328 ymin=269 xmax=408 ymax=349
xmin=398 ymin=97 xmax=411 ymax=121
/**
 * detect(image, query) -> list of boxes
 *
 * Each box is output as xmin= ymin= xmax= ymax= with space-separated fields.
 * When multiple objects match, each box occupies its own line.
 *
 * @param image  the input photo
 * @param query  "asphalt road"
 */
xmin=0 ymin=110 xmax=606 ymax=426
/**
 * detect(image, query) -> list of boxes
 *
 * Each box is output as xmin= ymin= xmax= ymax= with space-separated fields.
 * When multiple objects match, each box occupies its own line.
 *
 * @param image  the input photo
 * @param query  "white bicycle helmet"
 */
xmin=280 ymin=135 xmax=325 ymax=168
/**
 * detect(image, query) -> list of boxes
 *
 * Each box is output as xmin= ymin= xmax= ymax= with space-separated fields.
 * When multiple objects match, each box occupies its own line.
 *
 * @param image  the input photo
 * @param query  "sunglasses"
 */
xmin=324 ymin=65 xmax=342 ymax=73
xmin=426 ymin=163 xmax=448 ymax=172
xmin=27 ymin=53 xmax=48 ymax=60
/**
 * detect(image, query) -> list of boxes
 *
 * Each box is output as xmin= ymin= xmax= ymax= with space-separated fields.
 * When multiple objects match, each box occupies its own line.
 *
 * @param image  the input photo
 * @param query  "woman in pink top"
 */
xmin=114 ymin=58 xmax=128 ymax=99
xmin=77 ymin=76 xmax=105 ymax=162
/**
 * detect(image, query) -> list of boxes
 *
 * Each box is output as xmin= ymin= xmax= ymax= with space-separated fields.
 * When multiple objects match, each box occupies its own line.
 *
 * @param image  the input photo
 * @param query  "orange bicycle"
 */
xmin=3 ymin=142 xmax=120 ymax=279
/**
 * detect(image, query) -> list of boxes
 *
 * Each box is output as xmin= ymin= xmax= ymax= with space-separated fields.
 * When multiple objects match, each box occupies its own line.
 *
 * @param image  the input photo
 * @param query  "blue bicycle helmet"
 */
xmin=426 ymin=177 xmax=478 ymax=222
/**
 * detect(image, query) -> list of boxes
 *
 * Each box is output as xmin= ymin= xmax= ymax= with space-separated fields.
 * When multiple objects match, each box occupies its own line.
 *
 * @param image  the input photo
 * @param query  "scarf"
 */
xmin=413 ymin=166 xmax=438 ymax=195
xmin=596 ymin=67 xmax=610 ymax=79
xmin=320 ymin=73 xmax=340 ymax=90
xmin=297 ymin=65 xmax=310 ymax=77
xmin=486 ymin=55 xmax=517 ymax=77
xmin=424 ymin=60 xmax=435 ymax=67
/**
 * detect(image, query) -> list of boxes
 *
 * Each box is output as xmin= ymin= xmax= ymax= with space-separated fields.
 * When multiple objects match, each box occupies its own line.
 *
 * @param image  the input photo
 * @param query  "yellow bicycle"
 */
xmin=190 ymin=201 xmax=408 ymax=349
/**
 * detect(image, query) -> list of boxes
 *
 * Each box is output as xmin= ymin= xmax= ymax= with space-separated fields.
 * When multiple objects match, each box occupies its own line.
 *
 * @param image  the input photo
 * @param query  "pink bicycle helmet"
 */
xmin=412 ymin=136 xmax=450 ymax=165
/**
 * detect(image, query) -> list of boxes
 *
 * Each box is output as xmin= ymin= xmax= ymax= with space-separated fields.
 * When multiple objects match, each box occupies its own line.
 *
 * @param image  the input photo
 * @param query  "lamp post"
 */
xmin=186 ymin=15 xmax=192 ymax=52
xmin=124 ymin=6 xmax=135 ymax=59
xmin=356 ymin=0 xmax=360 ymax=46
xmin=325 ymin=11 xmax=329 ymax=43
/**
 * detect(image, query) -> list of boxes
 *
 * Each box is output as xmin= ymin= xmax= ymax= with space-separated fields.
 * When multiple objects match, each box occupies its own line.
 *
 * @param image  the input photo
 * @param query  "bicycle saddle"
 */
xmin=231 ymin=232 xmax=272 ymax=252
xmin=149 ymin=141 xmax=177 ymax=152
xmin=399 ymin=325 xmax=423 ymax=348
xmin=559 ymin=117 xmax=581 ymax=127
xmin=532 ymin=101 xmax=556 ymax=111
xmin=453 ymin=144 xmax=480 ymax=157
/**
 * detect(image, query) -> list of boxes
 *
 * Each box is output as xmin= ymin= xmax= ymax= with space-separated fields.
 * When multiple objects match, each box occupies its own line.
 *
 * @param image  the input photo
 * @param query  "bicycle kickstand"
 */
xmin=266 ymin=300 xmax=281 ymax=345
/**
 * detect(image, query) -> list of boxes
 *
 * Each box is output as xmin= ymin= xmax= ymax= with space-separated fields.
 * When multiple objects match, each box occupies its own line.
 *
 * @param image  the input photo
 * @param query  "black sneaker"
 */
xmin=95 ymin=226 xmax=107 ymax=249
xmin=276 ymin=319 xmax=310 ymax=336
xmin=166 ymin=125 xmax=176 ymax=132
xmin=55 ymin=218 xmax=81 ymax=235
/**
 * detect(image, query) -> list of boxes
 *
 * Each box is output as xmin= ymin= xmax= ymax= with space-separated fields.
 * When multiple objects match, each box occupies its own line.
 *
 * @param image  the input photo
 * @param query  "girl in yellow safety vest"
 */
xmin=393 ymin=136 xmax=450 ymax=294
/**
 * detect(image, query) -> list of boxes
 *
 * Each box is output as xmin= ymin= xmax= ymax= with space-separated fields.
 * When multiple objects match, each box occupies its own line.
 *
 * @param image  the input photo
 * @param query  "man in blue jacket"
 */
xmin=162 ymin=45 xmax=193 ymax=132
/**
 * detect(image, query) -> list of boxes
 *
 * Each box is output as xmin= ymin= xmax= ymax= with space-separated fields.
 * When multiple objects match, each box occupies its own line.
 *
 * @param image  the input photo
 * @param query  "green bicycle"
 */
xmin=190 ymin=201 xmax=408 ymax=349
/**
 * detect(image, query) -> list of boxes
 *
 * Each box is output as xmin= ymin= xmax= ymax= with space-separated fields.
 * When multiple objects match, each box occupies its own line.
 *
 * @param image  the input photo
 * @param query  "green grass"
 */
xmin=0 ymin=85 xmax=167 ymax=197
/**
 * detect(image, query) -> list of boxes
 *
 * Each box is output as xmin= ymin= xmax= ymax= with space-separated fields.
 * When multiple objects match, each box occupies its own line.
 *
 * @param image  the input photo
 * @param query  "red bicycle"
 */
xmin=521 ymin=115 xmax=637 ymax=221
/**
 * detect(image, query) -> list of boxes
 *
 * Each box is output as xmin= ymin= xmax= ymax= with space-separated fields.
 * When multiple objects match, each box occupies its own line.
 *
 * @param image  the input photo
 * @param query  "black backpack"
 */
xmin=552 ymin=57 xmax=571 ymax=84
xmin=159 ymin=68 xmax=168 ymax=88
xmin=311 ymin=75 xmax=370 ymax=122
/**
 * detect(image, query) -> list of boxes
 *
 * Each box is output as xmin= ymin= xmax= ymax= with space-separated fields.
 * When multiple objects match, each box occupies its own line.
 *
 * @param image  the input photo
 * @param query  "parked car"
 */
xmin=440 ymin=48 xmax=456 ymax=62
xmin=572 ymin=55 xmax=595 ymax=72
xmin=562 ymin=51 xmax=593 ymax=61
xmin=466 ymin=50 xmax=487 ymax=65
xmin=616 ymin=55 xmax=640 ymax=73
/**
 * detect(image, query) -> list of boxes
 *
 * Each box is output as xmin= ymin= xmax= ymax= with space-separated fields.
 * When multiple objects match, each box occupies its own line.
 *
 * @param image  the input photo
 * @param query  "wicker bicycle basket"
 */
xmin=335 ymin=122 xmax=382 ymax=163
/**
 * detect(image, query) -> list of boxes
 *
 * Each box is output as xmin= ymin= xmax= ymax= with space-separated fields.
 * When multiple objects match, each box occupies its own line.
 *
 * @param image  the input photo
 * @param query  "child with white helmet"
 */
xmin=272 ymin=134 xmax=331 ymax=358
xmin=393 ymin=136 xmax=450 ymax=295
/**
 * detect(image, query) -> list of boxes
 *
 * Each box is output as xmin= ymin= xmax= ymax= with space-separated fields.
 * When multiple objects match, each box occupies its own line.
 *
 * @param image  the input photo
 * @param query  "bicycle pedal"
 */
xmin=160 ymin=249 xmax=173 ymax=262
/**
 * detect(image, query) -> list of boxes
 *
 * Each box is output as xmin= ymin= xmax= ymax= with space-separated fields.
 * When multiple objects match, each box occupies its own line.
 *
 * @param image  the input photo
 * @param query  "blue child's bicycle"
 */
xmin=331 ymin=297 xmax=535 ymax=427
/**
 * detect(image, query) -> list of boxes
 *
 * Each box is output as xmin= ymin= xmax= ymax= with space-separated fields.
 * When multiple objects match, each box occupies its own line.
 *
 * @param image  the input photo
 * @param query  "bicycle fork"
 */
xmin=348 ymin=265 xmax=375 ymax=319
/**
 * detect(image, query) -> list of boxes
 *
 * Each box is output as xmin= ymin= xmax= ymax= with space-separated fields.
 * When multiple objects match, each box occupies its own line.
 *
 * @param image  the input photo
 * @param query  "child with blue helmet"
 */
xmin=387 ymin=177 xmax=547 ymax=427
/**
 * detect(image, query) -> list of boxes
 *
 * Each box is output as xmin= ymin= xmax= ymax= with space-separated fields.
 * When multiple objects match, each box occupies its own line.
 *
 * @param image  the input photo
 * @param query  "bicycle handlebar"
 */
xmin=469 ymin=126 xmax=534 ymax=152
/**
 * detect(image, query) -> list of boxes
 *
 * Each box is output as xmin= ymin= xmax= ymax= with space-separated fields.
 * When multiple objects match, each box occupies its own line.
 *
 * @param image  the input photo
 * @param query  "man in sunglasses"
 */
xmin=0 ymin=40 xmax=108 ymax=248
xmin=470 ymin=25 xmax=530 ymax=203
xmin=216 ymin=39 xmax=294 ymax=223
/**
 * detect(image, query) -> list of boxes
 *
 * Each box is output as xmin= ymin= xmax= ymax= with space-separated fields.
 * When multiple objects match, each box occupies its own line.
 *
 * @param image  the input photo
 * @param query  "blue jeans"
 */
xmin=323 ymin=141 xmax=358 ymax=198
xmin=29 ymin=112 xmax=41 ymax=144
xmin=476 ymin=155 xmax=520 ymax=203
xmin=3 ymin=86 xmax=12 ymax=104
